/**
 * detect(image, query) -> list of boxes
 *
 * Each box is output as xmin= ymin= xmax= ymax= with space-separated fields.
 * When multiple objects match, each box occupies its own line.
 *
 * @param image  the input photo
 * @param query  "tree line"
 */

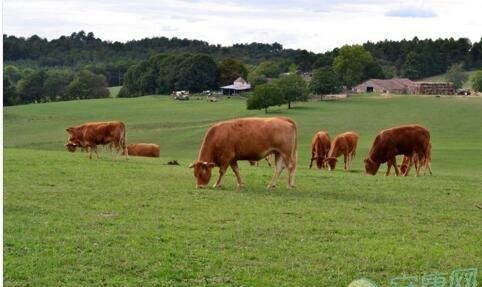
xmin=4 ymin=31 xmax=482 ymax=106
xmin=3 ymin=66 xmax=109 ymax=106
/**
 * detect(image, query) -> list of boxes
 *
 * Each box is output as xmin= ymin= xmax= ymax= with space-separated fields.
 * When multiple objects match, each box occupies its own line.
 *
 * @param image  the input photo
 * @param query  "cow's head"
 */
xmin=65 ymin=127 xmax=77 ymax=143
xmin=189 ymin=161 xmax=216 ymax=188
xmin=364 ymin=157 xmax=379 ymax=175
xmin=313 ymin=156 xmax=324 ymax=169
xmin=325 ymin=157 xmax=338 ymax=171
xmin=65 ymin=142 xmax=77 ymax=152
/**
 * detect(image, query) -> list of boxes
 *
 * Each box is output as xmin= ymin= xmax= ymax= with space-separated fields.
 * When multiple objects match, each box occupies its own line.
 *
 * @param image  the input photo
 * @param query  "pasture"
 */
xmin=4 ymin=94 xmax=482 ymax=286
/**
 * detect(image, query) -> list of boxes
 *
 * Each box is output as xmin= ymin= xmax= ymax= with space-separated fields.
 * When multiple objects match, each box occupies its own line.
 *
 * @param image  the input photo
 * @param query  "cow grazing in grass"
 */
xmin=189 ymin=117 xmax=297 ymax=189
xmin=364 ymin=125 xmax=430 ymax=176
xmin=65 ymin=121 xmax=128 ymax=160
xmin=124 ymin=143 xmax=160 ymax=158
xmin=325 ymin=131 xmax=358 ymax=171
xmin=309 ymin=131 xmax=331 ymax=169
xmin=399 ymin=142 xmax=432 ymax=176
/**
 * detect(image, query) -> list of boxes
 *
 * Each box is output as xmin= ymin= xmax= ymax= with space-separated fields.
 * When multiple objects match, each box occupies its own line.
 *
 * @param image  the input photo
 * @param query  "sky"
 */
xmin=2 ymin=0 xmax=482 ymax=53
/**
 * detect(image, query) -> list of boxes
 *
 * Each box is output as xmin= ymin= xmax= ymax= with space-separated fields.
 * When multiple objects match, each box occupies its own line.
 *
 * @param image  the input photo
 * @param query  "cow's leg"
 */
xmin=283 ymin=153 xmax=297 ymax=188
xmin=343 ymin=153 xmax=348 ymax=170
xmin=213 ymin=165 xmax=228 ymax=188
xmin=309 ymin=155 xmax=314 ymax=169
xmin=230 ymin=162 xmax=244 ymax=187
xmin=268 ymin=153 xmax=284 ymax=189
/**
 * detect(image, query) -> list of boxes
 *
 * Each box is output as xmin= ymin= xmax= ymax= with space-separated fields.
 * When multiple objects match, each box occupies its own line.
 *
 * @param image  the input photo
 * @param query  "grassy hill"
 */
xmin=4 ymin=95 xmax=482 ymax=286
xmin=419 ymin=70 xmax=478 ymax=89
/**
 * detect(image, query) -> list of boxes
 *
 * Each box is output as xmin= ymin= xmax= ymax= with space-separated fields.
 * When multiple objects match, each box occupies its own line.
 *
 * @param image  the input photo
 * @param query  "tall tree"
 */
xmin=247 ymin=84 xmax=283 ymax=113
xmin=275 ymin=74 xmax=308 ymax=109
xmin=218 ymin=58 xmax=248 ymax=86
xmin=333 ymin=45 xmax=378 ymax=87
xmin=310 ymin=66 xmax=342 ymax=95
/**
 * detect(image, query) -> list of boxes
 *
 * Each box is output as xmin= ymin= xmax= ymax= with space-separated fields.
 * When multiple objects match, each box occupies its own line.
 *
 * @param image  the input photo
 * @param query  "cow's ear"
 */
xmin=66 ymin=127 xmax=74 ymax=133
xmin=188 ymin=162 xmax=195 ymax=168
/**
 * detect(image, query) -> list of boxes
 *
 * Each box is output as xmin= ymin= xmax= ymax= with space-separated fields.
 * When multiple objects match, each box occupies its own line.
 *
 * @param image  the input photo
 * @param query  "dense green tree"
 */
xmin=309 ymin=66 xmax=343 ymax=95
xmin=4 ymin=65 xmax=22 ymax=84
xmin=4 ymin=77 xmax=19 ymax=106
xmin=174 ymin=54 xmax=218 ymax=92
xmin=401 ymin=52 xmax=424 ymax=79
xmin=471 ymin=70 xmax=482 ymax=92
xmin=66 ymin=70 xmax=109 ymax=99
xmin=247 ymin=71 xmax=268 ymax=87
xmin=445 ymin=63 xmax=468 ymax=89
xmin=218 ymin=58 xmax=248 ymax=86
xmin=254 ymin=61 xmax=281 ymax=78
xmin=247 ymin=84 xmax=283 ymax=113
xmin=333 ymin=45 xmax=377 ymax=87
xmin=275 ymin=74 xmax=308 ymax=109
xmin=43 ymin=70 xmax=74 ymax=101
xmin=16 ymin=70 xmax=47 ymax=103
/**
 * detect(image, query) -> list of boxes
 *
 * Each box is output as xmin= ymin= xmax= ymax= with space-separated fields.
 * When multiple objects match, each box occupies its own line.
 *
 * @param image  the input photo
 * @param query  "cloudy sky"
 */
xmin=3 ymin=0 xmax=482 ymax=52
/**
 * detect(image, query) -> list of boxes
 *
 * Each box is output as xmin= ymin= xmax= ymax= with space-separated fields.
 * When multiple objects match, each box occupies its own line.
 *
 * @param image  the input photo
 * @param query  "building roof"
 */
xmin=221 ymin=77 xmax=251 ymax=90
xmin=355 ymin=78 xmax=416 ymax=91
xmin=220 ymin=83 xmax=251 ymax=90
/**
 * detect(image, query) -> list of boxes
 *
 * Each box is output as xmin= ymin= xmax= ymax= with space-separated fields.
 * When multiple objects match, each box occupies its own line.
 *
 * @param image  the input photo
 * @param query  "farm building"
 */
xmin=353 ymin=78 xmax=416 ymax=94
xmin=354 ymin=78 xmax=455 ymax=95
xmin=220 ymin=77 xmax=251 ymax=95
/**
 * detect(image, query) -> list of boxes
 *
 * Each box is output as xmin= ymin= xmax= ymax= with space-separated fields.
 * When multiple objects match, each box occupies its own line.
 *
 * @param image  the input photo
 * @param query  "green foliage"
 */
xmin=333 ymin=45 xmax=379 ymax=87
xmin=401 ymin=51 xmax=424 ymax=79
xmin=16 ymin=70 xmax=47 ymax=104
xmin=3 ymin=77 xmax=19 ymax=106
xmin=66 ymin=70 xmax=109 ymax=100
xmin=247 ymin=71 xmax=268 ymax=87
xmin=275 ymin=74 xmax=308 ymax=108
xmin=247 ymin=84 xmax=283 ymax=113
xmin=43 ymin=70 xmax=74 ymax=101
xmin=218 ymin=58 xmax=248 ymax=86
xmin=254 ymin=61 xmax=281 ymax=78
xmin=310 ymin=66 xmax=343 ymax=95
xmin=445 ymin=63 xmax=468 ymax=89
xmin=122 ymin=54 xmax=218 ymax=97
xmin=471 ymin=70 xmax=482 ymax=92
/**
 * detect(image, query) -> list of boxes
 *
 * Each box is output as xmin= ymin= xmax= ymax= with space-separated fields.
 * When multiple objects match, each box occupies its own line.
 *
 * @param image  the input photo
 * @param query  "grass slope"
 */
xmin=419 ymin=70 xmax=478 ymax=89
xmin=4 ymin=95 xmax=482 ymax=286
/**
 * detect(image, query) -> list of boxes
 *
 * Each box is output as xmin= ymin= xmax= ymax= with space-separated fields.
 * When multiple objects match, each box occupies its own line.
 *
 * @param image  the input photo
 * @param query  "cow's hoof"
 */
xmin=213 ymin=184 xmax=222 ymax=188
xmin=237 ymin=183 xmax=245 ymax=188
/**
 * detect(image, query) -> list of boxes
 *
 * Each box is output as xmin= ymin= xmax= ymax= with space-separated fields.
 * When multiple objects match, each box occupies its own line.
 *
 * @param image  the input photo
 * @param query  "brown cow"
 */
xmin=400 ymin=142 xmax=432 ymax=176
xmin=189 ymin=117 xmax=297 ymax=189
xmin=124 ymin=143 xmax=160 ymax=158
xmin=309 ymin=131 xmax=331 ymax=169
xmin=325 ymin=131 xmax=358 ymax=171
xmin=65 ymin=121 xmax=128 ymax=160
xmin=364 ymin=124 xmax=430 ymax=176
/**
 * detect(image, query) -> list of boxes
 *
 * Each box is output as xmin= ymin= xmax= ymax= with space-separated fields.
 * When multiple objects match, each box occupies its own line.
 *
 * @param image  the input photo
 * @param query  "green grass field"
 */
xmin=4 ymin=94 xmax=482 ymax=286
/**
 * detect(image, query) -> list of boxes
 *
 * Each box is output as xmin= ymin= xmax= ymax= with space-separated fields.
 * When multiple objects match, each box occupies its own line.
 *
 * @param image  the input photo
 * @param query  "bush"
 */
xmin=470 ymin=70 xmax=482 ymax=92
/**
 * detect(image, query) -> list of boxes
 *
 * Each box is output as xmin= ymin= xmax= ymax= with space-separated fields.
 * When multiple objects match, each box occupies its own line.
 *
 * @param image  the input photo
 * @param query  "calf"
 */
xmin=309 ymin=131 xmax=331 ymax=169
xmin=325 ymin=131 xmax=358 ymax=171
